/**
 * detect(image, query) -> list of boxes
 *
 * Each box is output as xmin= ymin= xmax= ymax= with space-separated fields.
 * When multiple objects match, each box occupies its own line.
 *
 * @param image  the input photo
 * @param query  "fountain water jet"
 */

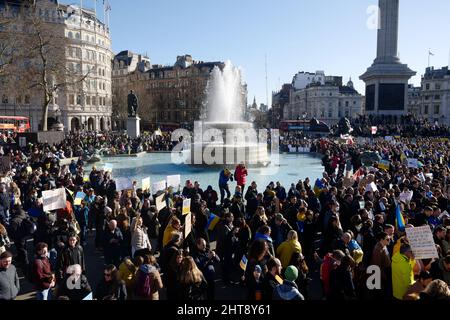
xmin=185 ymin=61 xmax=270 ymax=167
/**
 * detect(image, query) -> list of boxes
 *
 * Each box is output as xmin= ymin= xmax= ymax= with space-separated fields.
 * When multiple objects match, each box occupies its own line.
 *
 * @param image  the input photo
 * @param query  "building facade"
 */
xmin=419 ymin=67 xmax=450 ymax=124
xmin=0 ymin=0 xmax=113 ymax=132
xmin=272 ymin=84 xmax=291 ymax=126
xmin=286 ymin=75 xmax=364 ymax=125
xmin=112 ymin=54 xmax=247 ymax=129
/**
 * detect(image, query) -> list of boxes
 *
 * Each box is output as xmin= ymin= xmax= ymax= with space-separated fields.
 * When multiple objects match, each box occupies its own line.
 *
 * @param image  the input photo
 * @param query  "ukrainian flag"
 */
xmin=240 ymin=255 xmax=248 ymax=271
xmin=396 ymin=204 xmax=406 ymax=232
xmin=314 ymin=179 xmax=325 ymax=196
xmin=206 ymin=213 xmax=221 ymax=231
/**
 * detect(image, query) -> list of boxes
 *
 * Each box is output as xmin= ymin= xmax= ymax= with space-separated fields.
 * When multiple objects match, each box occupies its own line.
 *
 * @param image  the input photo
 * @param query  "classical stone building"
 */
xmin=286 ymin=76 xmax=364 ymax=125
xmin=0 ymin=0 xmax=113 ymax=132
xmin=419 ymin=67 xmax=450 ymax=124
xmin=271 ymin=84 xmax=291 ymax=127
xmin=112 ymin=54 xmax=247 ymax=129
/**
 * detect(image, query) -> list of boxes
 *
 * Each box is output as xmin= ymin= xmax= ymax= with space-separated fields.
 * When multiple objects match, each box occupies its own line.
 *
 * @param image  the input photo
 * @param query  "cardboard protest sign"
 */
xmin=42 ymin=188 xmax=67 ymax=212
xmin=152 ymin=180 xmax=166 ymax=193
xmin=365 ymin=182 xmax=378 ymax=193
xmin=184 ymin=213 xmax=192 ymax=238
xmin=182 ymin=198 xmax=191 ymax=215
xmin=399 ymin=191 xmax=414 ymax=203
xmin=406 ymin=226 xmax=439 ymax=260
xmin=155 ymin=193 xmax=166 ymax=212
xmin=142 ymin=177 xmax=151 ymax=192
xmin=166 ymin=175 xmax=181 ymax=188
xmin=0 ymin=157 xmax=11 ymax=175
xmin=407 ymin=158 xmax=418 ymax=169
xmin=115 ymin=178 xmax=133 ymax=191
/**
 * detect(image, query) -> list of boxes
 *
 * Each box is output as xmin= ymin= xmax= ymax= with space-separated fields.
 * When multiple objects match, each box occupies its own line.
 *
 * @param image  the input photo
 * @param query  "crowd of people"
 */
xmin=0 ymin=129 xmax=450 ymax=301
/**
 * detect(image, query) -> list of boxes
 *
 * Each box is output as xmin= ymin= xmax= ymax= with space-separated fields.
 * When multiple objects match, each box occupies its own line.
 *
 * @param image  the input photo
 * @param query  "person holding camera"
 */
xmin=218 ymin=168 xmax=233 ymax=204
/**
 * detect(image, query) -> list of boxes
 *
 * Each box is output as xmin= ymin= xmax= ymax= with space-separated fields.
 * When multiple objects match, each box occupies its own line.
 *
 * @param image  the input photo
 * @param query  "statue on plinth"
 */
xmin=127 ymin=90 xmax=139 ymax=118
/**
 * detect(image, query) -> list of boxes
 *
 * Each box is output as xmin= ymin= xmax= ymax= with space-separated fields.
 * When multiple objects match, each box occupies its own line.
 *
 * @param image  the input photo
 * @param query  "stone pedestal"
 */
xmin=127 ymin=116 xmax=141 ymax=139
xmin=360 ymin=0 xmax=416 ymax=117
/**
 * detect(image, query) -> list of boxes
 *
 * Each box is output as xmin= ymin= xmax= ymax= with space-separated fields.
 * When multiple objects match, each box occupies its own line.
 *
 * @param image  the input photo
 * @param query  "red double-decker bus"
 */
xmin=0 ymin=116 xmax=31 ymax=133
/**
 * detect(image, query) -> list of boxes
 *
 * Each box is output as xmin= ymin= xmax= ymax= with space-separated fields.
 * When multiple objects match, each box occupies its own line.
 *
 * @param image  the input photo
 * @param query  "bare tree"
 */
xmin=3 ymin=2 xmax=92 ymax=131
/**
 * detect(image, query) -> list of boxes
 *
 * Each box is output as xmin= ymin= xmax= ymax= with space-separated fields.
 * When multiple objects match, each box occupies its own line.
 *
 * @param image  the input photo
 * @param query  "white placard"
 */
xmin=184 ymin=213 xmax=192 ymax=238
xmin=115 ymin=178 xmax=133 ymax=191
xmin=142 ymin=177 xmax=151 ymax=192
xmin=42 ymin=188 xmax=67 ymax=212
xmin=152 ymin=180 xmax=166 ymax=193
xmin=155 ymin=193 xmax=166 ymax=212
xmin=406 ymin=226 xmax=439 ymax=260
xmin=166 ymin=175 xmax=181 ymax=188
xmin=182 ymin=198 xmax=191 ymax=215
xmin=365 ymin=182 xmax=378 ymax=193
xmin=399 ymin=191 xmax=414 ymax=203
xmin=407 ymin=158 xmax=418 ymax=169
xmin=19 ymin=137 xmax=27 ymax=148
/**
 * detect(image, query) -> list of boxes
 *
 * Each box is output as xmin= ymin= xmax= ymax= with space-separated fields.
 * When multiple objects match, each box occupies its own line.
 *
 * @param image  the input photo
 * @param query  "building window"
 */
xmin=426 ymin=83 xmax=430 ymax=90
xmin=434 ymin=105 xmax=440 ymax=115
xmin=328 ymin=109 xmax=332 ymax=118
xmin=345 ymin=101 xmax=349 ymax=107
xmin=86 ymin=96 xmax=91 ymax=105
xmin=2 ymin=95 xmax=8 ymax=104
xmin=435 ymin=84 xmax=441 ymax=90
xmin=69 ymin=94 xmax=75 ymax=105
xmin=68 ymin=31 xmax=73 ymax=38
xmin=16 ymin=96 xmax=22 ymax=104
xmin=92 ymin=97 xmax=97 ymax=105
xmin=424 ymin=105 xmax=429 ymax=114
xmin=77 ymin=95 xmax=82 ymax=105
xmin=434 ymin=95 xmax=440 ymax=100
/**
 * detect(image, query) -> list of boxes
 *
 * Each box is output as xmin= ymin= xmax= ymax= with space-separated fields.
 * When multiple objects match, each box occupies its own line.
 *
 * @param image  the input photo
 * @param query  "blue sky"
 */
xmin=69 ymin=0 xmax=450 ymax=107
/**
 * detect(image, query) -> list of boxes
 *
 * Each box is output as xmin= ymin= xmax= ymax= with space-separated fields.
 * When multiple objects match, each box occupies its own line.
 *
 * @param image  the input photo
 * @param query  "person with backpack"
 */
xmin=30 ymin=243 xmax=55 ymax=300
xmin=134 ymin=254 xmax=163 ymax=300
xmin=177 ymin=256 xmax=208 ymax=300
xmin=95 ymin=265 xmax=127 ymax=300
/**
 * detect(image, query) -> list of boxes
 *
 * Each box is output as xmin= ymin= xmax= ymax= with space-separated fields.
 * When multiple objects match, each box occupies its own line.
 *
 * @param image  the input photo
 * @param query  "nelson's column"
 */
xmin=360 ymin=0 xmax=416 ymax=119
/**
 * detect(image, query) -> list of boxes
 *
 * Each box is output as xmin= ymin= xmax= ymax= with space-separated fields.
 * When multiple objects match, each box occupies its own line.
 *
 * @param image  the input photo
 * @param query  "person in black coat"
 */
xmin=192 ymin=238 xmax=220 ymax=300
xmin=328 ymin=255 xmax=356 ymax=300
xmin=245 ymin=183 xmax=259 ymax=218
xmin=95 ymin=265 xmax=127 ymax=300
xmin=57 ymin=264 xmax=92 ymax=300
xmin=55 ymin=233 xmax=86 ymax=282
xmin=8 ymin=205 xmax=30 ymax=267
xmin=103 ymin=220 xmax=123 ymax=267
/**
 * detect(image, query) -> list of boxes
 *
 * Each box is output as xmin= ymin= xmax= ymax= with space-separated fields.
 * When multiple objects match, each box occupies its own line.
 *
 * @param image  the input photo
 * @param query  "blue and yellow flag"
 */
xmin=314 ymin=179 xmax=325 ymax=196
xmin=240 ymin=255 xmax=248 ymax=271
xmin=206 ymin=213 xmax=220 ymax=231
xmin=396 ymin=204 xmax=406 ymax=233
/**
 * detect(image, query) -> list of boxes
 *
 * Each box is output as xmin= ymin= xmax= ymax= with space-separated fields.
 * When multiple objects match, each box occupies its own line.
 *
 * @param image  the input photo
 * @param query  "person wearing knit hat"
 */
xmin=273 ymin=266 xmax=304 ymax=300
xmin=285 ymin=266 xmax=299 ymax=282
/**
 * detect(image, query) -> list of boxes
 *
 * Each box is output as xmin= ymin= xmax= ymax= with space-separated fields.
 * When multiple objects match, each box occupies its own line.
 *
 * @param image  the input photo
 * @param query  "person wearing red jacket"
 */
xmin=32 ymin=242 xmax=55 ymax=300
xmin=234 ymin=163 xmax=248 ymax=192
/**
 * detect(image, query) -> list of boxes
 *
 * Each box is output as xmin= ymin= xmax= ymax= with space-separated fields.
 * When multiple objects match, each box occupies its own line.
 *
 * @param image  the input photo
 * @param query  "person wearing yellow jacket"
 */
xmin=162 ymin=216 xmax=182 ymax=248
xmin=392 ymin=244 xmax=415 ymax=300
xmin=276 ymin=230 xmax=302 ymax=269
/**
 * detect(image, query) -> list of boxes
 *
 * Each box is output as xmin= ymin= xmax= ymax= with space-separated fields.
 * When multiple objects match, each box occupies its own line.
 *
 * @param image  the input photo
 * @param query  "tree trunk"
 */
xmin=40 ymin=94 xmax=50 ymax=132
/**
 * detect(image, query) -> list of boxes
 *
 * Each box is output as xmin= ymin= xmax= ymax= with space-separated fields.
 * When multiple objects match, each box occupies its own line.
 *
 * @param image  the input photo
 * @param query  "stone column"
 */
xmin=376 ymin=0 xmax=400 ymax=64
